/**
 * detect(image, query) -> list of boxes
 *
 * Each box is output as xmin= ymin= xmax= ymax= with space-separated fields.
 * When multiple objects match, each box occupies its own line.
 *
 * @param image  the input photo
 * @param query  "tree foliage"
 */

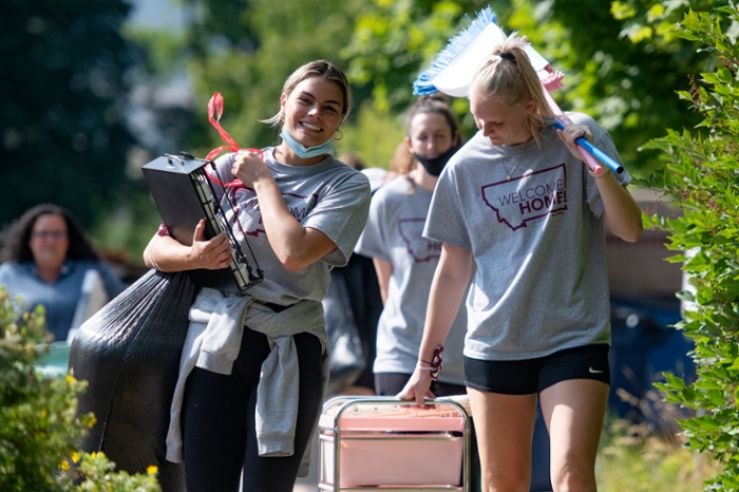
xmin=0 ymin=287 xmax=160 ymax=490
xmin=341 ymin=0 xmax=722 ymax=173
xmin=172 ymin=0 xmax=367 ymax=155
xmin=641 ymin=4 xmax=739 ymax=490
xmin=0 ymin=0 xmax=140 ymax=230
xmin=3 ymin=0 xmax=730 ymax=260
xmin=342 ymin=0 xmax=492 ymax=113
xmin=342 ymin=0 xmax=500 ymax=140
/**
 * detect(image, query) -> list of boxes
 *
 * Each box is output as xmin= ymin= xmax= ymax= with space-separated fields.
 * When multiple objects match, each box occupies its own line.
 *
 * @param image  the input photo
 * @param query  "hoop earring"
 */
xmin=334 ymin=128 xmax=344 ymax=141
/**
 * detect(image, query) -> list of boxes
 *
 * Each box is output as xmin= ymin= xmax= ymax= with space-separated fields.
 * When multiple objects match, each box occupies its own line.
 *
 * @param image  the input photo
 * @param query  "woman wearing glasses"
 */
xmin=0 ymin=203 xmax=125 ymax=341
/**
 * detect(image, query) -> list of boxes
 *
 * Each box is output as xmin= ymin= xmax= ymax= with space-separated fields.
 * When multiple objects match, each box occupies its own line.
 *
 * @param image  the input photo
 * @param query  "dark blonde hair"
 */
xmin=471 ymin=34 xmax=555 ymax=144
xmin=263 ymin=59 xmax=352 ymax=128
xmin=389 ymin=141 xmax=415 ymax=176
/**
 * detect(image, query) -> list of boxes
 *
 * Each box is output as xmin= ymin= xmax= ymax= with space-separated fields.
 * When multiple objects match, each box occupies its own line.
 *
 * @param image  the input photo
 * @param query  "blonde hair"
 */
xmin=471 ymin=34 xmax=555 ymax=144
xmin=262 ymin=59 xmax=352 ymax=128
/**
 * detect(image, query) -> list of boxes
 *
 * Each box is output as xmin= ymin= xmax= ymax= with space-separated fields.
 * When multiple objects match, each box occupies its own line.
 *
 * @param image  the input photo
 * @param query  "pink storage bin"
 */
xmin=319 ymin=397 xmax=470 ymax=490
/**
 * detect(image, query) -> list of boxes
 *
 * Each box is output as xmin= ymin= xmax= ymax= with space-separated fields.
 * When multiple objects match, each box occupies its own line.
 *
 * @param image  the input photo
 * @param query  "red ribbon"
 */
xmin=204 ymin=91 xmax=263 ymax=189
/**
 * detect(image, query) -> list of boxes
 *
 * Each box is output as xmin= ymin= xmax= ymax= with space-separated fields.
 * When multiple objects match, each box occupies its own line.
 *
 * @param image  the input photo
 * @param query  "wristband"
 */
xmin=418 ymin=344 xmax=444 ymax=381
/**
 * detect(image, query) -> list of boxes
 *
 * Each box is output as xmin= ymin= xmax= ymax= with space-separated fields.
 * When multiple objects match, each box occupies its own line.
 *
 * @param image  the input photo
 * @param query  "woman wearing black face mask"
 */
xmin=355 ymin=96 xmax=466 ymax=397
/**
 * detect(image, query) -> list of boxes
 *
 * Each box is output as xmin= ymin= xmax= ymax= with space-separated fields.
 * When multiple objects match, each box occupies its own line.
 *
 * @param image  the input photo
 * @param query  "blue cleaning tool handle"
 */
xmin=552 ymin=120 xmax=624 ymax=174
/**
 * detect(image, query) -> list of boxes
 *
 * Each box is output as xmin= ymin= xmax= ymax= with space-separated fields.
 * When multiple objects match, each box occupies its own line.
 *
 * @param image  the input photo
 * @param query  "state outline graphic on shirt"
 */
xmin=397 ymin=217 xmax=442 ymax=263
xmin=480 ymin=163 xmax=568 ymax=231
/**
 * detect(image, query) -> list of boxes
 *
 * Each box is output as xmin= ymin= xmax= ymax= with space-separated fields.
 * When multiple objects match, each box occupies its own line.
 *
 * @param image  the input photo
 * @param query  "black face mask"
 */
xmin=413 ymin=145 xmax=461 ymax=177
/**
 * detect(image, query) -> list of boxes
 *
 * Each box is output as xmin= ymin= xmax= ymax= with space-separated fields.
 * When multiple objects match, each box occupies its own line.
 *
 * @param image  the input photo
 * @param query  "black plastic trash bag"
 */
xmin=69 ymin=269 xmax=197 ymax=491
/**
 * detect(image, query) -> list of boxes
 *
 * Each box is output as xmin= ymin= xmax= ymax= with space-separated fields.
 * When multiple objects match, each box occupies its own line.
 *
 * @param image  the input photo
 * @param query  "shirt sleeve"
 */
xmin=581 ymin=118 xmax=631 ymax=217
xmin=354 ymin=187 xmax=391 ymax=261
xmin=423 ymin=165 xmax=472 ymax=250
xmin=303 ymin=172 xmax=372 ymax=267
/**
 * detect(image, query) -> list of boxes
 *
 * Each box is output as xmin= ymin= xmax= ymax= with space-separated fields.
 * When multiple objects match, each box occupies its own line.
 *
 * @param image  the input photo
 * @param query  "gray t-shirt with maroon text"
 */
xmin=214 ymin=149 xmax=371 ymax=306
xmin=424 ymin=112 xmax=631 ymax=361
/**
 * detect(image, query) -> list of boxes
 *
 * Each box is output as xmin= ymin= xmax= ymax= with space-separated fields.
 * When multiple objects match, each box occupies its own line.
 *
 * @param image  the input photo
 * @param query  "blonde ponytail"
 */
xmin=471 ymin=34 xmax=555 ymax=144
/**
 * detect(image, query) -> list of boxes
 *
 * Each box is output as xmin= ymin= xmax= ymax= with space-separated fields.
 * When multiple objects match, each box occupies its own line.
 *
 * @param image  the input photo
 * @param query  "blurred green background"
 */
xmin=0 ymin=0 xmax=720 ymax=263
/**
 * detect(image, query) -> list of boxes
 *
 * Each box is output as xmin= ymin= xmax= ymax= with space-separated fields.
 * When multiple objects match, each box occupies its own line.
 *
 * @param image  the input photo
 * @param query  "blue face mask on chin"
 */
xmin=280 ymin=129 xmax=334 ymax=159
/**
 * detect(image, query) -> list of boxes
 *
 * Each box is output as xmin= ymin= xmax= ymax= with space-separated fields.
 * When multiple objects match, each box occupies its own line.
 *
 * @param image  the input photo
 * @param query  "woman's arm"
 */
xmin=233 ymin=152 xmax=337 ymax=272
xmin=372 ymin=257 xmax=393 ymax=304
xmin=590 ymin=168 xmax=643 ymax=242
xmin=142 ymin=219 xmax=232 ymax=272
xmin=558 ymin=125 xmax=643 ymax=243
xmin=397 ymin=242 xmax=473 ymax=406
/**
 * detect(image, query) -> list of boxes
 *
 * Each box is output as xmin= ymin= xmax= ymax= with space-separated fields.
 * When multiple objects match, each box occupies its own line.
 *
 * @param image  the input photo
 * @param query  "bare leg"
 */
xmin=467 ymin=387 xmax=537 ymax=492
xmin=540 ymin=379 xmax=608 ymax=492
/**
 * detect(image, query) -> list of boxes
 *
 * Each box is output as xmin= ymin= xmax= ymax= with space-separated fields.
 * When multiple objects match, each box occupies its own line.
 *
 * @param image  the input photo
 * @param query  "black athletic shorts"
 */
xmin=464 ymin=344 xmax=610 ymax=395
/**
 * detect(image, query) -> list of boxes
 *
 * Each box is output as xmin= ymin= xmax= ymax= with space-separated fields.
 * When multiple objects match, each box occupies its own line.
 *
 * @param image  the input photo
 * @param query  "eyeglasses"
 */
xmin=32 ymin=231 xmax=67 ymax=239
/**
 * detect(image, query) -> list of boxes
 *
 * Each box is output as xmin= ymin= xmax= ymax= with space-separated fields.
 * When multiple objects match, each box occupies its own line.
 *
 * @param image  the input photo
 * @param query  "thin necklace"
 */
xmin=503 ymin=156 xmax=523 ymax=180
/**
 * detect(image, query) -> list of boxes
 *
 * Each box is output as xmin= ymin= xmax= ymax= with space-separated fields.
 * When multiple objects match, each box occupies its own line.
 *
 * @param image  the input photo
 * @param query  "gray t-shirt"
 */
xmin=356 ymin=176 xmax=466 ymax=385
xmin=214 ymin=149 xmax=371 ymax=305
xmin=424 ymin=112 xmax=631 ymax=361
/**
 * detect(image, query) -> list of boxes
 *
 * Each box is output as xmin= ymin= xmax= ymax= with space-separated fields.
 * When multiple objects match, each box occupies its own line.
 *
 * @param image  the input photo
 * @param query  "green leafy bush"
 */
xmin=0 ymin=288 xmax=160 ymax=491
xmin=641 ymin=5 xmax=739 ymax=490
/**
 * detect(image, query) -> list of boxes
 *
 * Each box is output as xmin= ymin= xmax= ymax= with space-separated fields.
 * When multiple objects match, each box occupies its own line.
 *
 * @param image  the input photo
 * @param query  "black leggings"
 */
xmin=182 ymin=328 xmax=324 ymax=492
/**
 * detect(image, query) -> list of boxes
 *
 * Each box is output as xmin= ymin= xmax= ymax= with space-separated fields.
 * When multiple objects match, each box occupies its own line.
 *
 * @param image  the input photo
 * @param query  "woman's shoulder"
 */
xmin=448 ymin=132 xmax=491 ymax=164
xmin=0 ymin=261 xmax=29 ymax=285
xmin=71 ymin=260 xmax=126 ymax=295
xmin=372 ymin=174 xmax=416 ymax=201
xmin=321 ymin=156 xmax=372 ymax=190
xmin=563 ymin=112 xmax=602 ymax=132
xmin=327 ymin=156 xmax=368 ymax=177
xmin=564 ymin=112 xmax=614 ymax=147
xmin=440 ymin=144 xmax=476 ymax=181
xmin=0 ymin=261 xmax=25 ymax=275
xmin=74 ymin=259 xmax=108 ymax=271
